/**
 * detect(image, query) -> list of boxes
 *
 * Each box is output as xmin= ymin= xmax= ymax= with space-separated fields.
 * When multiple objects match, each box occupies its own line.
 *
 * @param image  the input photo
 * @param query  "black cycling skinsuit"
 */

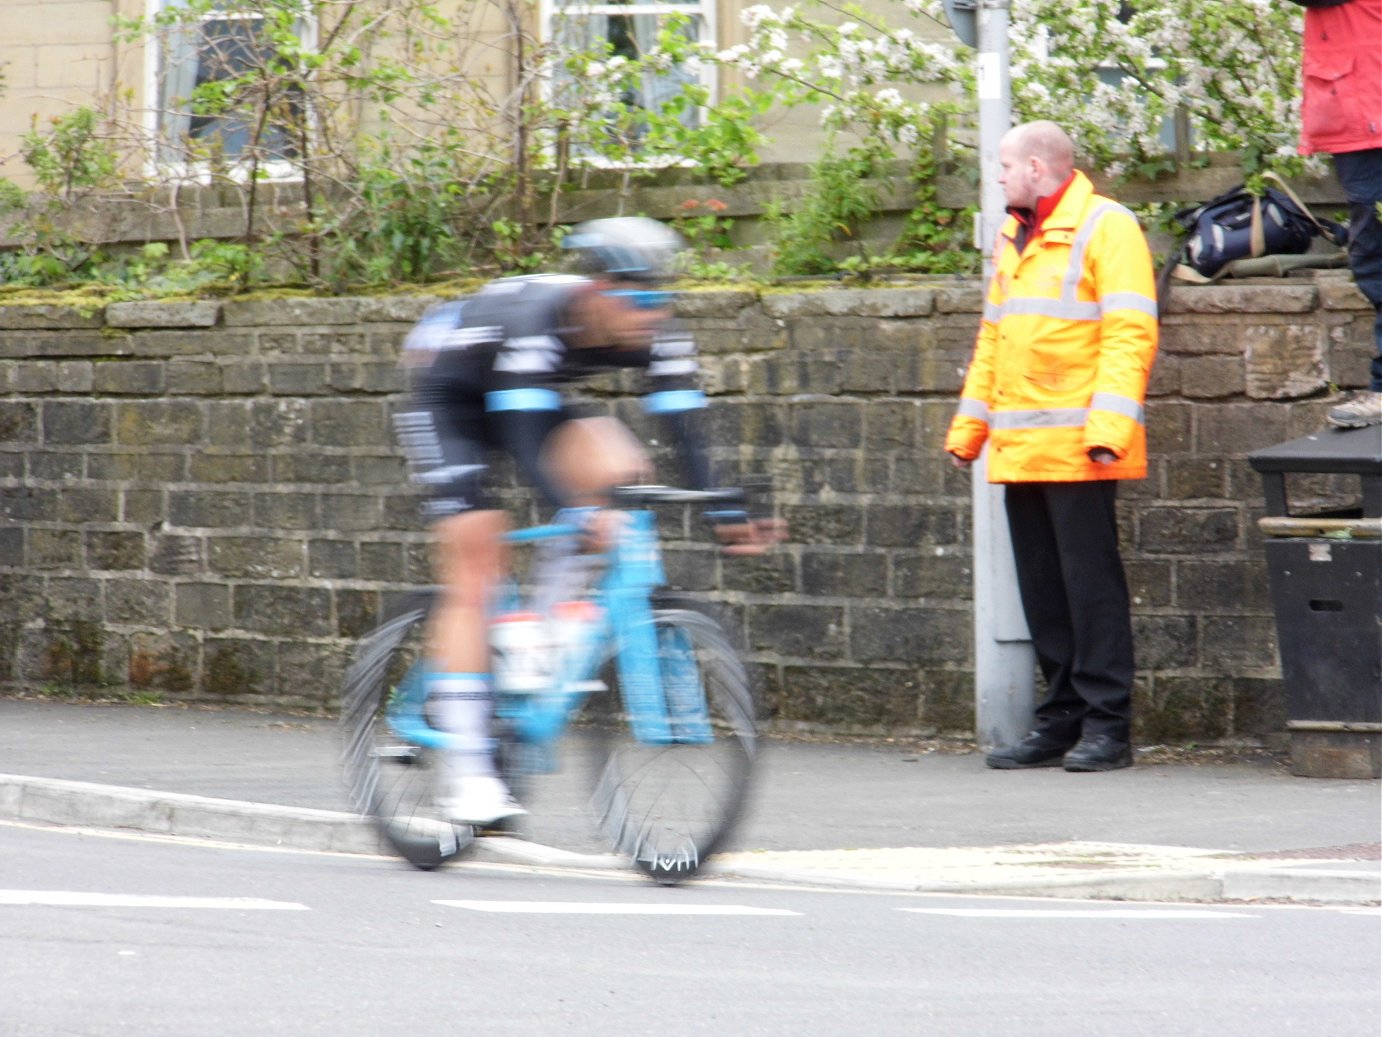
xmin=393 ymin=273 xmax=714 ymax=520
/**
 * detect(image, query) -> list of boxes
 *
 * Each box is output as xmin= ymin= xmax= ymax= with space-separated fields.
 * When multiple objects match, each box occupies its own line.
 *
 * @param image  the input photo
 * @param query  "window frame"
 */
xmin=142 ymin=0 xmax=317 ymax=182
xmin=538 ymin=0 xmax=719 ymax=167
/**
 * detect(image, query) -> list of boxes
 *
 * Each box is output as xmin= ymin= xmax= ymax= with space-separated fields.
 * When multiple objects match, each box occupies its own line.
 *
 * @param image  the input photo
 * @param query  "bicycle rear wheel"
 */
xmin=340 ymin=592 xmax=473 ymax=870
xmin=582 ymin=608 xmax=757 ymax=884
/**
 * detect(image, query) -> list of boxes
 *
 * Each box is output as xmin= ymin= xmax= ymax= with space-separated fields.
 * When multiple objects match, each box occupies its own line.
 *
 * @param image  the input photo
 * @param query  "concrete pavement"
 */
xmin=2 ymin=697 xmax=1378 ymax=904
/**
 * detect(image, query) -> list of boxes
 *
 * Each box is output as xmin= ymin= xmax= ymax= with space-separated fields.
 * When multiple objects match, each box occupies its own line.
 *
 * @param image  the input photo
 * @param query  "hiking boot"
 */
xmin=1062 ymin=734 xmax=1133 ymax=772
xmin=1327 ymin=390 xmax=1382 ymax=429
xmin=985 ymin=731 xmax=1076 ymax=770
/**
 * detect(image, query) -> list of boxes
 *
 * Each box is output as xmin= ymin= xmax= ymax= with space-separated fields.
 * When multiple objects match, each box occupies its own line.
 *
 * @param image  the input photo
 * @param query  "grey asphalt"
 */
xmin=2 ymin=697 xmax=1378 ymax=903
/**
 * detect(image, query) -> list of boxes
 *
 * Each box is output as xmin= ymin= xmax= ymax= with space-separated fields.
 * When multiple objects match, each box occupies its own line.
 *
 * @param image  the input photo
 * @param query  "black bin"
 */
xmin=1249 ymin=426 xmax=1381 ymax=778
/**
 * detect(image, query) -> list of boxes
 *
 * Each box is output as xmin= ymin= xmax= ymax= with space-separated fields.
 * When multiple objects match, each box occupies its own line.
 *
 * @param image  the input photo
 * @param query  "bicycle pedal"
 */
xmin=474 ymin=818 xmax=523 ymax=837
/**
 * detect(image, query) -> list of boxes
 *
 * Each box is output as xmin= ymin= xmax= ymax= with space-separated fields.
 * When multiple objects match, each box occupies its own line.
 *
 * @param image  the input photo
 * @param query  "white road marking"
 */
xmin=0 ymin=891 xmax=308 ymax=910
xmin=900 ymin=908 xmax=1256 ymax=919
xmin=435 ymin=900 xmax=800 ymax=916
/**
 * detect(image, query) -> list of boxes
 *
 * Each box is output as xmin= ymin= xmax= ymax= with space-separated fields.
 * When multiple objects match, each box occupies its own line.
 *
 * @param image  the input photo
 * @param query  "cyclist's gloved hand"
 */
xmin=705 ymin=509 xmax=788 ymax=556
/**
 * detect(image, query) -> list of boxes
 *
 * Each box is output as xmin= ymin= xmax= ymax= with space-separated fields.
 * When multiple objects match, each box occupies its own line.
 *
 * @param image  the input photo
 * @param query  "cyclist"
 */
xmin=392 ymin=216 xmax=781 ymax=826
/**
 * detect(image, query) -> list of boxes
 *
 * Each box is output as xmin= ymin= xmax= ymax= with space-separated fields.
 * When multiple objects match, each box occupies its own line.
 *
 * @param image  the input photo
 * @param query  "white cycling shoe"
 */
xmin=438 ymin=775 xmax=527 ymax=827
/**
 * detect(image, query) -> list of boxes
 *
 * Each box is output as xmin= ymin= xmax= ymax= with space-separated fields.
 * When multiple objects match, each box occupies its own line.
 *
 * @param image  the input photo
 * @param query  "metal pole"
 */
xmin=970 ymin=0 xmax=1035 ymax=750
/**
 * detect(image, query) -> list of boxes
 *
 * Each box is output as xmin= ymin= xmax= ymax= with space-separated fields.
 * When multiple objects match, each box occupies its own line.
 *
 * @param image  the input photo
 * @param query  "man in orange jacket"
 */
xmin=946 ymin=121 xmax=1159 ymax=772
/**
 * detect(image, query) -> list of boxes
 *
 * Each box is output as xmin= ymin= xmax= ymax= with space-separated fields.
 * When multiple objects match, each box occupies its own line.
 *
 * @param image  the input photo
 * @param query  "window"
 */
xmin=150 ymin=1 xmax=313 ymax=174
xmin=544 ymin=0 xmax=714 ymax=157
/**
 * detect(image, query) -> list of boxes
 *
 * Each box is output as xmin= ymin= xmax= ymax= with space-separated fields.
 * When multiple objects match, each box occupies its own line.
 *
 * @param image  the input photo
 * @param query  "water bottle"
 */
xmin=489 ymin=611 xmax=554 ymax=693
xmin=551 ymin=599 xmax=603 ymax=686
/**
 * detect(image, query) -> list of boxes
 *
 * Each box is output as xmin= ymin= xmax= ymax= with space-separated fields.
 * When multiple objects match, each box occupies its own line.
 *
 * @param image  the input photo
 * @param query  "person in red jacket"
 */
xmin=1293 ymin=0 xmax=1382 ymax=428
xmin=946 ymin=121 xmax=1159 ymax=773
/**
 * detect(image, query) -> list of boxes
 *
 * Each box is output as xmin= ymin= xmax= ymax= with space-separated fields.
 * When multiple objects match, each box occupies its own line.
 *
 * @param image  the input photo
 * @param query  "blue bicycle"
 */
xmin=340 ymin=486 xmax=758 ymax=884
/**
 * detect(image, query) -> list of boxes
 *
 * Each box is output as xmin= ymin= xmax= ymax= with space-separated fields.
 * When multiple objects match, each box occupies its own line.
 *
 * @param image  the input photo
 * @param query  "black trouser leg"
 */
xmin=1004 ymin=481 xmax=1135 ymax=742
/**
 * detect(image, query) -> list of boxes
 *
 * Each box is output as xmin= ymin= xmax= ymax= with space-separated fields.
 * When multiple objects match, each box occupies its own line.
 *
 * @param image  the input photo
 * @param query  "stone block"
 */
xmin=788 ymin=399 xmax=862 ymax=449
xmin=115 ymin=400 xmax=203 ymax=445
xmin=309 ymin=399 xmax=390 ymax=447
xmin=0 ymin=487 xmax=58 ymax=522
xmin=672 ymin=290 xmax=758 ymax=318
xmin=1139 ymin=507 xmax=1241 ymax=554
xmin=127 ymin=631 xmax=198 ymax=692
xmin=1132 ymin=614 xmax=1198 ymax=669
xmin=334 ymin=588 xmax=381 ymax=638
xmin=309 ymin=540 xmax=358 ymax=580
xmin=1169 ymin=284 xmax=1316 ymax=314
xmin=94 ymin=361 xmax=166 ymax=395
xmin=851 ymin=605 xmax=968 ymax=665
xmin=749 ymin=604 xmax=846 ymax=659
xmin=1317 ymin=278 xmax=1371 ymax=311
xmin=42 ymin=401 xmax=111 ymax=445
xmin=233 ymin=584 xmax=333 ymax=637
xmin=1193 ymin=403 xmax=1290 ymax=457
xmin=105 ymin=301 xmax=222 ymax=328
xmin=208 ymin=536 xmax=303 ymax=579
xmin=85 ymin=531 xmax=146 ymax=571
xmin=721 ymin=551 xmax=797 ymax=594
xmin=867 ymin=504 xmax=960 ymax=548
xmin=1134 ymin=676 xmax=1232 ymax=743
xmin=27 ymin=529 xmax=81 ymax=569
xmin=317 ymin=493 xmax=384 ymax=532
xmin=0 ymin=304 xmax=103 ymax=330
xmin=175 ymin=583 xmax=232 ymax=630
xmin=1175 ymin=558 xmax=1272 ymax=611
xmin=892 ymin=548 xmax=972 ymax=600
xmin=222 ymin=297 xmax=362 ymax=327
xmin=1243 ymin=324 xmax=1327 ymax=400
xmin=801 ymin=550 xmax=887 ymax=597
xmin=776 ymin=663 xmax=921 ymax=728
xmin=203 ymin=638 xmax=269 ymax=700
xmin=268 ymin=362 xmax=332 ymax=395
xmin=106 ymin=579 xmax=171 ymax=624
xmin=56 ymin=488 xmax=118 ymax=524
xmin=169 ymin=490 xmax=252 ymax=529
xmin=1179 ymin=355 xmax=1245 ymax=399
xmin=188 ymin=453 xmax=269 ymax=484
xmin=253 ymin=492 xmax=320 ymax=530
xmin=1199 ymin=614 xmax=1280 ymax=671
xmin=356 ymin=295 xmax=444 ymax=323
xmin=14 ymin=360 xmax=94 ymax=394
xmin=782 ymin=503 xmax=866 ymax=546
xmin=166 ymin=361 xmax=223 ymax=395
xmin=0 ymin=401 xmax=39 ymax=442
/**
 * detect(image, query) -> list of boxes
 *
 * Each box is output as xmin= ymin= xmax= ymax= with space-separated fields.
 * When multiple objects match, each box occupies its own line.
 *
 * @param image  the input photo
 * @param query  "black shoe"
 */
xmin=986 ymin=731 xmax=1076 ymax=770
xmin=1063 ymin=734 xmax=1133 ymax=772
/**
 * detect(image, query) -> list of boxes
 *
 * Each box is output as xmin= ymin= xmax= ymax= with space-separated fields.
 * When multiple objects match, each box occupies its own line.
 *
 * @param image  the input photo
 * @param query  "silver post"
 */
xmin=970 ymin=0 xmax=1035 ymax=750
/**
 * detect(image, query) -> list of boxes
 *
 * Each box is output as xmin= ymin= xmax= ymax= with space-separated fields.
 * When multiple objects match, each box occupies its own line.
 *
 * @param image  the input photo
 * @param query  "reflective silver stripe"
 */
xmin=956 ymin=398 xmax=989 ymax=422
xmin=1000 ymin=297 xmax=1101 ymax=321
xmin=1089 ymin=392 xmax=1144 ymax=422
xmin=996 ymin=201 xmax=1151 ymax=324
xmin=1099 ymin=291 xmax=1159 ymax=319
xmin=990 ymin=408 xmax=1088 ymax=429
xmin=983 ymin=300 xmax=1002 ymax=323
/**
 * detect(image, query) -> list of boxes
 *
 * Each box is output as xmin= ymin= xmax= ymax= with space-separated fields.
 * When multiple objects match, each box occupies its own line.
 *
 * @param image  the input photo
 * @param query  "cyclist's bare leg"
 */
xmin=426 ymin=508 xmax=524 ymax=823
xmin=542 ymin=417 xmax=652 ymax=556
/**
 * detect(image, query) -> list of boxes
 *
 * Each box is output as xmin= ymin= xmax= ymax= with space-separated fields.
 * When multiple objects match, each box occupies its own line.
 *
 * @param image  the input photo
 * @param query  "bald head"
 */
xmin=997 ymin=121 xmax=1077 ymax=210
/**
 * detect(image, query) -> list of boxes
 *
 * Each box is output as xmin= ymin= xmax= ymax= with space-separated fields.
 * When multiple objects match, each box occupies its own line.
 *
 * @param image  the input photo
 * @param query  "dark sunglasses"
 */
xmin=602 ymin=288 xmax=671 ymax=310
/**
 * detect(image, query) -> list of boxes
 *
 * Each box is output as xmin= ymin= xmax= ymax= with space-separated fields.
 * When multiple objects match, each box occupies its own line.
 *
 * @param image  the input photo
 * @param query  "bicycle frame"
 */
xmin=385 ymin=504 xmax=712 ymax=756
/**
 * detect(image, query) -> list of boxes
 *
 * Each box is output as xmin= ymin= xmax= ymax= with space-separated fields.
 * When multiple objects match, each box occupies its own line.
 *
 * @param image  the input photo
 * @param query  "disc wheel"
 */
xmin=580 ymin=608 xmax=757 ymax=884
xmin=340 ymin=592 xmax=473 ymax=870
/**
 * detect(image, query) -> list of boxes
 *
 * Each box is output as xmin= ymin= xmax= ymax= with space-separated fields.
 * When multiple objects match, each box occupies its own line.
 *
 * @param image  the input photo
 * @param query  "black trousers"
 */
xmin=1003 ymin=481 xmax=1134 ymax=742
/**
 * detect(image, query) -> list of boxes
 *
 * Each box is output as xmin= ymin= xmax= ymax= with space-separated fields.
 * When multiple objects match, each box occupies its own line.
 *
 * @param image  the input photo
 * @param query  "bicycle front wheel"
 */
xmin=340 ymin=592 xmax=472 ymax=870
xmin=583 ymin=608 xmax=757 ymax=884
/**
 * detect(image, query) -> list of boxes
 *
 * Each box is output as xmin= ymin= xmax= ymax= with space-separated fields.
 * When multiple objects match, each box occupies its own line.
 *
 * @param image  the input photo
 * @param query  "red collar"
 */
xmin=1010 ymin=172 xmax=1077 ymax=235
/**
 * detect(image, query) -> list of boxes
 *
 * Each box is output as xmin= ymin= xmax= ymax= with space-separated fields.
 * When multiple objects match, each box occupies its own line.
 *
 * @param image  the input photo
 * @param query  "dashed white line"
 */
xmin=435 ymin=900 xmax=800 ymax=916
xmin=0 ymin=890 xmax=308 ymax=910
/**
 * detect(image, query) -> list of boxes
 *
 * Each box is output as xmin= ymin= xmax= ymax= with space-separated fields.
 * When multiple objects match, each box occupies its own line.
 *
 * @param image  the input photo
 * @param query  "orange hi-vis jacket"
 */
xmin=945 ymin=171 xmax=1159 ymax=483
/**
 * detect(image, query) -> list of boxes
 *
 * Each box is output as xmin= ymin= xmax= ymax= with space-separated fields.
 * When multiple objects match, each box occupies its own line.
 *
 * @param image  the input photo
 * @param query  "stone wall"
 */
xmin=0 ymin=274 xmax=1375 ymax=742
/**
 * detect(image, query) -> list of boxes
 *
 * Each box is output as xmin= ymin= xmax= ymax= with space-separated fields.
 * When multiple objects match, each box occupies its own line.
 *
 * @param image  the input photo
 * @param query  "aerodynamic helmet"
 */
xmin=561 ymin=216 xmax=684 ymax=283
